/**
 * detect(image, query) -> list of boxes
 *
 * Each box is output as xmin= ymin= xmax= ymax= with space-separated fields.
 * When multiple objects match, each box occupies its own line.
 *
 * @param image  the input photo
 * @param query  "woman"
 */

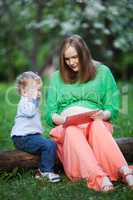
xmin=45 ymin=35 xmax=133 ymax=192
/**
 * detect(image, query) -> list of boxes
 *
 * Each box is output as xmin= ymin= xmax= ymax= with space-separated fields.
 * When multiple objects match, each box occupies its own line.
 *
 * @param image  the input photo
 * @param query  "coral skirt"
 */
xmin=50 ymin=119 xmax=129 ymax=191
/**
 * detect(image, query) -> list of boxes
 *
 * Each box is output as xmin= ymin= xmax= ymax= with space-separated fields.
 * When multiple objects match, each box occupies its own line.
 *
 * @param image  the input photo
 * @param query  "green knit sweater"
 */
xmin=45 ymin=64 xmax=120 ymax=127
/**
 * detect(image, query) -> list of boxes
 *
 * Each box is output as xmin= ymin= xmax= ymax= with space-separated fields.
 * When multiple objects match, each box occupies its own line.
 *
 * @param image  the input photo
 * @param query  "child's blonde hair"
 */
xmin=16 ymin=71 xmax=42 ymax=95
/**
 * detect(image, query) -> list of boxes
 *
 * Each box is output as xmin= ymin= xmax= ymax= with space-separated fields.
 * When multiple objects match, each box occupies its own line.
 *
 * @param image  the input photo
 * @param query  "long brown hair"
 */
xmin=60 ymin=35 xmax=96 ymax=83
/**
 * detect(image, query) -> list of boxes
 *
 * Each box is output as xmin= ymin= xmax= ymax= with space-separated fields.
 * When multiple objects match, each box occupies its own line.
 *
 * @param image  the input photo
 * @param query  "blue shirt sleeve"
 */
xmin=19 ymin=96 xmax=39 ymax=118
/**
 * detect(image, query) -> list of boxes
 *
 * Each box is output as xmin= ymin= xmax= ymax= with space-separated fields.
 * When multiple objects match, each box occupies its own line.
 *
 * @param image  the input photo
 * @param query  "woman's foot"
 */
xmin=119 ymin=165 xmax=133 ymax=190
xmin=101 ymin=176 xmax=114 ymax=192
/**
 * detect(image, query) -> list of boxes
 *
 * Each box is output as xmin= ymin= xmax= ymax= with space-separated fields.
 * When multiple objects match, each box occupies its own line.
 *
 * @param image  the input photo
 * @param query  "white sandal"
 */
xmin=101 ymin=176 xmax=114 ymax=192
xmin=119 ymin=165 xmax=133 ymax=190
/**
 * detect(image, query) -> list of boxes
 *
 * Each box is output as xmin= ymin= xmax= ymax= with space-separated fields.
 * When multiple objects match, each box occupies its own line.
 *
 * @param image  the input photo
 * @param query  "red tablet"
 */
xmin=63 ymin=110 xmax=98 ymax=128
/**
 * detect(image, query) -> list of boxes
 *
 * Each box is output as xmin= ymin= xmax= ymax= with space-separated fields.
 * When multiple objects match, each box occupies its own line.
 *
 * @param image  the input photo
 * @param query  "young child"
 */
xmin=11 ymin=71 xmax=60 ymax=183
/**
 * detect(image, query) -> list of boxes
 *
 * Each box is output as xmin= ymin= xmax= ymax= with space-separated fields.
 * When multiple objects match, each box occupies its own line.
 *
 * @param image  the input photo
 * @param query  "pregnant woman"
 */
xmin=45 ymin=35 xmax=133 ymax=192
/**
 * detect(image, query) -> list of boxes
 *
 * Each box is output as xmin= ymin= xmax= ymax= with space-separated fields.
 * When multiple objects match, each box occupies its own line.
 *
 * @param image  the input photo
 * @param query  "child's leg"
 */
xmin=12 ymin=134 xmax=57 ymax=172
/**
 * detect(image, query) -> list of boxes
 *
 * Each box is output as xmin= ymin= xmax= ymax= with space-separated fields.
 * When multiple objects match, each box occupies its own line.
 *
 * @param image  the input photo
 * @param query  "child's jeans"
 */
xmin=12 ymin=133 xmax=57 ymax=173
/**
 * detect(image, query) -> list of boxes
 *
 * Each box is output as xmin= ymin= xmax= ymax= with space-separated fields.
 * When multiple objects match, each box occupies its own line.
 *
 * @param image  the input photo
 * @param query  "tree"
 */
xmin=0 ymin=0 xmax=132 ymax=81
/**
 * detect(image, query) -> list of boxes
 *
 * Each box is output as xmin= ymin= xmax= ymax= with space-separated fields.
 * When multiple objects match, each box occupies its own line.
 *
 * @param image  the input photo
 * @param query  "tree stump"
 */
xmin=0 ymin=137 xmax=132 ymax=172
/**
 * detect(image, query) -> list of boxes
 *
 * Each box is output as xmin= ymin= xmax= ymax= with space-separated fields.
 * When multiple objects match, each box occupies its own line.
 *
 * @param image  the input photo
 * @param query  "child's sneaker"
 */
xmin=35 ymin=169 xmax=60 ymax=183
xmin=42 ymin=172 xmax=60 ymax=183
xmin=35 ymin=169 xmax=42 ymax=180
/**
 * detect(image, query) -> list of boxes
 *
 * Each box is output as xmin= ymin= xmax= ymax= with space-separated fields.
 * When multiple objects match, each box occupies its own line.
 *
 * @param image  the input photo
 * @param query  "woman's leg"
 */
xmin=51 ymin=125 xmax=112 ymax=191
xmin=119 ymin=165 xmax=133 ymax=189
xmin=88 ymin=119 xmax=128 ymax=181
xmin=50 ymin=125 xmax=66 ymax=163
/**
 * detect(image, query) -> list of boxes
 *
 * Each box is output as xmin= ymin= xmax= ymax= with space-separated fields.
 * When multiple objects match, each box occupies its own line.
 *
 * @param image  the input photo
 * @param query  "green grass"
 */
xmin=0 ymin=171 xmax=133 ymax=200
xmin=0 ymin=82 xmax=133 ymax=200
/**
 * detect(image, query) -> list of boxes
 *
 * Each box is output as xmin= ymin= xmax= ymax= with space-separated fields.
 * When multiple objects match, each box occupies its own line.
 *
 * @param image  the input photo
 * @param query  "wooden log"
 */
xmin=115 ymin=137 xmax=133 ymax=162
xmin=0 ymin=137 xmax=133 ymax=172
xmin=0 ymin=150 xmax=40 ymax=171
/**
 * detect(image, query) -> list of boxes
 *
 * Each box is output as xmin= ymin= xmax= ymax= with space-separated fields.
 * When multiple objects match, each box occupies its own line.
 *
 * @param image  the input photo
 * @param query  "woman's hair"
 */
xmin=60 ymin=35 xmax=96 ymax=83
xmin=16 ymin=71 xmax=42 ymax=95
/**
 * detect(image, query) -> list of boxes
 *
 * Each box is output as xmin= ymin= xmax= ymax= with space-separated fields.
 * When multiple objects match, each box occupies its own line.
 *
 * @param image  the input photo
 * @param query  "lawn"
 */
xmin=0 ymin=81 xmax=133 ymax=200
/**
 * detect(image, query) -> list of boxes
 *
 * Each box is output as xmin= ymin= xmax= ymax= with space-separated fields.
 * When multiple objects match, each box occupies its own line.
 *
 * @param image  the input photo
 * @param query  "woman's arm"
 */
xmin=44 ymin=72 xmax=59 ymax=127
xmin=102 ymin=67 xmax=120 ymax=121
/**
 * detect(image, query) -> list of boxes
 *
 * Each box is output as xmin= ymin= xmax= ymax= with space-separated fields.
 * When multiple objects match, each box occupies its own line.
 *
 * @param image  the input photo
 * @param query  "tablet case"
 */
xmin=63 ymin=110 xmax=98 ymax=128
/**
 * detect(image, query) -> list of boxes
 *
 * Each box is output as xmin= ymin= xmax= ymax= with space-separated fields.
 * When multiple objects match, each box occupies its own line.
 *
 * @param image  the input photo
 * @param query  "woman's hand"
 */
xmin=91 ymin=110 xmax=111 ymax=121
xmin=52 ymin=113 xmax=66 ymax=125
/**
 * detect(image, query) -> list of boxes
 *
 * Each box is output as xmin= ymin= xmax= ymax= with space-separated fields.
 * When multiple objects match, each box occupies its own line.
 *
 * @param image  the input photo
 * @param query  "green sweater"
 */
xmin=45 ymin=64 xmax=120 ymax=127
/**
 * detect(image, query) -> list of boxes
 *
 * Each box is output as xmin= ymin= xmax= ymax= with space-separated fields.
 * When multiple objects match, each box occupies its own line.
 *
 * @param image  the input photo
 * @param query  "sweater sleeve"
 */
xmin=19 ymin=97 xmax=38 ymax=118
xmin=44 ymin=72 xmax=58 ymax=127
xmin=102 ymin=68 xmax=120 ymax=121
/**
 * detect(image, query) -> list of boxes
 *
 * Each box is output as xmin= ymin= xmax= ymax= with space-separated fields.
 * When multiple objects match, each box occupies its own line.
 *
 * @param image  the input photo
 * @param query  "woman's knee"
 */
xmin=89 ymin=120 xmax=104 ymax=137
xmin=65 ymin=126 xmax=78 ymax=136
xmin=91 ymin=119 xmax=103 ymax=125
xmin=90 ymin=119 xmax=105 ymax=130
xmin=89 ymin=119 xmax=112 ymax=139
xmin=65 ymin=126 xmax=84 ymax=141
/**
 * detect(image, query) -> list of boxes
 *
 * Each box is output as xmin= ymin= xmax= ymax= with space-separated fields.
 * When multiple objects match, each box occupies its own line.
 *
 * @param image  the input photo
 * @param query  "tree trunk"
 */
xmin=30 ymin=1 xmax=45 ymax=71
xmin=0 ymin=137 xmax=132 ymax=172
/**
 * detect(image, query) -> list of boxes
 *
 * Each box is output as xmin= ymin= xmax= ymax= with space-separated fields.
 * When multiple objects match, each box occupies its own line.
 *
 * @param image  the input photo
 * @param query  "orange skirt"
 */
xmin=50 ymin=119 xmax=128 ymax=191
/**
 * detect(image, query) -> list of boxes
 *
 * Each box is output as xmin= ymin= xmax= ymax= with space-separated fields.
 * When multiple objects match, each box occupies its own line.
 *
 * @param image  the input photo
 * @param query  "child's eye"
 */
xmin=65 ymin=58 xmax=69 ymax=61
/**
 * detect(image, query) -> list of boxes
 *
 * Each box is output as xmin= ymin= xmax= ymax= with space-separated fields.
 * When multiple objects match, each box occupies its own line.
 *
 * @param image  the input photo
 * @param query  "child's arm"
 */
xmin=19 ymin=96 xmax=39 ymax=118
xmin=19 ymin=82 xmax=41 ymax=118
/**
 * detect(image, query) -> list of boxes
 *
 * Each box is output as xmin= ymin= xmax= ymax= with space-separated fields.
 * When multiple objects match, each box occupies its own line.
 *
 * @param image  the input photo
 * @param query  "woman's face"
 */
xmin=64 ymin=46 xmax=80 ymax=72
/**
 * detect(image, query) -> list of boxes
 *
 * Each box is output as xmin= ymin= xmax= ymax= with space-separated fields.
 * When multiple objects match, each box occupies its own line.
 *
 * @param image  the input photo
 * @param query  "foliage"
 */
xmin=0 ymin=0 xmax=133 ymax=81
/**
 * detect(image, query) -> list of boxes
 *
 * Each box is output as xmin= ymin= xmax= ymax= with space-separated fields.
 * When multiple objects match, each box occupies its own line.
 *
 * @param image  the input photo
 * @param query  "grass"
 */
xmin=0 ymin=171 xmax=133 ymax=200
xmin=0 ymin=81 xmax=133 ymax=200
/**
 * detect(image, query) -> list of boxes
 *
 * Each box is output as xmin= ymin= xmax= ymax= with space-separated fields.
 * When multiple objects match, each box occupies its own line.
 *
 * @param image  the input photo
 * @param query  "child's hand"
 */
xmin=26 ymin=81 xmax=41 ymax=99
xmin=26 ymin=86 xmax=38 ymax=99
xmin=52 ymin=113 xmax=66 ymax=125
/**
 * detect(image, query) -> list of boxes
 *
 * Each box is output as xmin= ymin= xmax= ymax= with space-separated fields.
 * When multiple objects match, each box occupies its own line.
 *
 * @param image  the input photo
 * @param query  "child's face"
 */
xmin=21 ymin=79 xmax=42 ymax=98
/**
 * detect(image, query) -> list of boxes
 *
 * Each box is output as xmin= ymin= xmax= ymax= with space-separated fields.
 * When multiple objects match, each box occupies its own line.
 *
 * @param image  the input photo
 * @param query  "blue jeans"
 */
xmin=12 ymin=133 xmax=57 ymax=173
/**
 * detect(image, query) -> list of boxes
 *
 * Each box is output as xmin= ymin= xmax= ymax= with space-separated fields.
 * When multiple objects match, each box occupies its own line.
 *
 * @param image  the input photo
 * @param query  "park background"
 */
xmin=0 ymin=0 xmax=133 ymax=200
